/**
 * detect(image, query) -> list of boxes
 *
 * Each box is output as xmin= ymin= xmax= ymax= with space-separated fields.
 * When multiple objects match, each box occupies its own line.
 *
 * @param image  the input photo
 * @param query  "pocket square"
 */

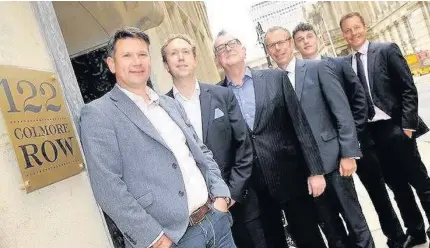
xmin=214 ymin=108 xmax=224 ymax=119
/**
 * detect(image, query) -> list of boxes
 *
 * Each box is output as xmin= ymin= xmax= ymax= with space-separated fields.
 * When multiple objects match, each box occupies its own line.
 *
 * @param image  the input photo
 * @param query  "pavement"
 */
xmin=356 ymin=74 xmax=430 ymax=247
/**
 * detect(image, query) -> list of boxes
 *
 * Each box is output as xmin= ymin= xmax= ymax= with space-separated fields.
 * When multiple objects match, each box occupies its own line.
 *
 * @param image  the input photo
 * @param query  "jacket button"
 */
xmin=172 ymin=163 xmax=178 ymax=169
xmin=252 ymin=135 xmax=256 ymax=139
xmin=254 ymin=156 xmax=258 ymax=160
xmin=178 ymin=191 xmax=184 ymax=197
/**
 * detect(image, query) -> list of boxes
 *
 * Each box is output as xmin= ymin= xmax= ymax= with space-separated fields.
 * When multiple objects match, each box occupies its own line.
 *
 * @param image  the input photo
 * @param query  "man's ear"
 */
xmin=163 ymin=61 xmax=170 ymax=73
xmin=106 ymin=57 xmax=116 ymax=74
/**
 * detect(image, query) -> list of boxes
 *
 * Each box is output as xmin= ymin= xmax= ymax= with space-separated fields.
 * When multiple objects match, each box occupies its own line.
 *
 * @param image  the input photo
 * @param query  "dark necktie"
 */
xmin=356 ymin=52 xmax=376 ymax=120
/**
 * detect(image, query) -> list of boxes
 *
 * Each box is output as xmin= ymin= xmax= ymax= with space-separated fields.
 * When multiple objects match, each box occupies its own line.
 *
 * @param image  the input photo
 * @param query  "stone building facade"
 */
xmin=0 ymin=2 xmax=218 ymax=247
xmin=303 ymin=1 xmax=430 ymax=56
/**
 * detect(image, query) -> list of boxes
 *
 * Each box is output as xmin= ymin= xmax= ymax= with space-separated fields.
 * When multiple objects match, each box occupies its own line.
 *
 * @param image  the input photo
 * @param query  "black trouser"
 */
xmin=230 ymin=188 xmax=267 ymax=248
xmin=315 ymin=170 xmax=374 ymax=248
xmin=230 ymin=216 xmax=267 ymax=248
xmin=370 ymin=120 xmax=430 ymax=237
xmin=257 ymin=189 xmax=326 ymax=248
xmin=355 ymin=141 xmax=406 ymax=245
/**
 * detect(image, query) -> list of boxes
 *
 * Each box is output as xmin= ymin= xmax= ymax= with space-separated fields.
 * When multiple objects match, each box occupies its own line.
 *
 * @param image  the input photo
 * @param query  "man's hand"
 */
xmin=404 ymin=129 xmax=413 ymax=138
xmin=339 ymin=158 xmax=357 ymax=177
xmin=307 ymin=175 xmax=326 ymax=197
xmin=153 ymin=234 xmax=173 ymax=248
xmin=213 ymin=197 xmax=229 ymax=212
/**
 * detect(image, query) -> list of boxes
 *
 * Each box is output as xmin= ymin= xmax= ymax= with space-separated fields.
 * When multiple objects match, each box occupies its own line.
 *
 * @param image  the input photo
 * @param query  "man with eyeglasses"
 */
xmin=265 ymin=26 xmax=374 ymax=248
xmin=292 ymin=22 xmax=408 ymax=248
xmin=215 ymin=29 xmax=328 ymax=248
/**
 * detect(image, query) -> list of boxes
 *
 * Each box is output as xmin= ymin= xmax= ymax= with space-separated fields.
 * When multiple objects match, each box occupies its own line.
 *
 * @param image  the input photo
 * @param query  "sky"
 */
xmin=204 ymin=0 xmax=266 ymax=62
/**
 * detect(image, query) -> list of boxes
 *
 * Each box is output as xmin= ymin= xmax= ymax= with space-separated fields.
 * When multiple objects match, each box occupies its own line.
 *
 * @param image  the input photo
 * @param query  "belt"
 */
xmin=189 ymin=199 xmax=211 ymax=226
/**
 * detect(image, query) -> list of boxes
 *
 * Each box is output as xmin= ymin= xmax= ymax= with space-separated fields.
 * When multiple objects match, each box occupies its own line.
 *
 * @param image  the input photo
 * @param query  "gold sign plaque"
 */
xmin=0 ymin=65 xmax=84 ymax=193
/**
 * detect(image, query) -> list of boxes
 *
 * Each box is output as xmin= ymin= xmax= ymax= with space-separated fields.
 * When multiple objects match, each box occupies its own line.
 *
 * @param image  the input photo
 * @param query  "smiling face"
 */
xmin=341 ymin=15 xmax=367 ymax=51
xmin=264 ymin=29 xmax=295 ymax=68
xmin=214 ymin=34 xmax=246 ymax=69
xmin=163 ymin=38 xmax=197 ymax=80
xmin=106 ymin=37 xmax=151 ymax=91
xmin=293 ymin=30 xmax=318 ymax=59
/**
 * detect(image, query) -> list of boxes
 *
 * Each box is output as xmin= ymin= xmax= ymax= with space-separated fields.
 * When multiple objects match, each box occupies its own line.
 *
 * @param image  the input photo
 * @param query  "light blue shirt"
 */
xmin=227 ymin=67 xmax=256 ymax=130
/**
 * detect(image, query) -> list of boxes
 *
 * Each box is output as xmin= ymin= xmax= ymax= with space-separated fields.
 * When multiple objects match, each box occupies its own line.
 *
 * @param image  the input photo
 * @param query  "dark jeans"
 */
xmin=173 ymin=207 xmax=236 ymax=248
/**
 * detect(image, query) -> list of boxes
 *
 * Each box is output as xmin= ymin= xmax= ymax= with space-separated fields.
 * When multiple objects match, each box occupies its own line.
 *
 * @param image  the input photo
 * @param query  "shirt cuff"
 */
xmin=147 ymin=231 xmax=164 ymax=248
xmin=403 ymin=129 xmax=416 ymax=132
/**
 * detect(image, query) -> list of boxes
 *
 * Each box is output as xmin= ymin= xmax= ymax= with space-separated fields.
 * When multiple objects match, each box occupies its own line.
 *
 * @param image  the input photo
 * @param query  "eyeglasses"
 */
xmin=215 ymin=39 xmax=241 ymax=54
xmin=266 ymin=37 xmax=292 ymax=50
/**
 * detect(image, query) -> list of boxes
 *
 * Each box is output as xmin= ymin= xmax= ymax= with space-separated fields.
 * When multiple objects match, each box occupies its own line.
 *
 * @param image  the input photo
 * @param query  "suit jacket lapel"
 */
xmin=367 ymin=42 xmax=376 ymax=91
xmin=109 ymin=85 xmax=169 ymax=150
xmin=199 ymin=83 xmax=212 ymax=143
xmin=252 ymin=69 xmax=265 ymax=130
xmin=345 ymin=54 xmax=353 ymax=67
xmin=295 ymin=60 xmax=307 ymax=101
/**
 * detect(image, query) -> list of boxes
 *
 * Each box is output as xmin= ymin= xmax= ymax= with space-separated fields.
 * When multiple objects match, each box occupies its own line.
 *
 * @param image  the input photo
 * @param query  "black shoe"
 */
xmin=403 ymin=233 xmax=427 ymax=248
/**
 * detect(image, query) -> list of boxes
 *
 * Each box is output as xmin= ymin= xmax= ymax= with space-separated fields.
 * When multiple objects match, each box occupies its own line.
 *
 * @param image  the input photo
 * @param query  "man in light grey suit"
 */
xmin=265 ymin=26 xmax=374 ymax=248
xmin=79 ymin=27 xmax=235 ymax=248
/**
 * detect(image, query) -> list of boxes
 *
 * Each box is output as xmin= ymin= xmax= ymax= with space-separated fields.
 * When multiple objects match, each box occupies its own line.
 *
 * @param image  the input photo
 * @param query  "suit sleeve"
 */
xmin=173 ymin=100 xmax=231 ymax=199
xmin=225 ymin=88 xmax=253 ymax=203
xmin=280 ymin=71 xmax=325 ymax=175
xmin=79 ymin=104 xmax=163 ymax=248
xmin=387 ymin=43 xmax=419 ymax=130
xmin=338 ymin=59 xmax=368 ymax=140
xmin=318 ymin=60 xmax=362 ymax=157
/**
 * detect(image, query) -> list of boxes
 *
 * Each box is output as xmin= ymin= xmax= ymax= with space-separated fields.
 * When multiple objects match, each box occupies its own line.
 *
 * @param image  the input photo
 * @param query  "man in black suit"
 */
xmin=215 ymin=30 xmax=327 ymax=248
xmin=341 ymin=12 xmax=430 ymax=248
xmin=265 ymin=26 xmax=373 ymax=248
xmin=161 ymin=34 xmax=255 ymax=247
xmin=292 ymin=22 xmax=407 ymax=248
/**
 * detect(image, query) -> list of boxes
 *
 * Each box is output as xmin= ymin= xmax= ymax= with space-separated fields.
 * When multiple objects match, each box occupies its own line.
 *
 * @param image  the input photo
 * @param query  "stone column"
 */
xmin=394 ymin=21 xmax=409 ymax=54
xmin=402 ymin=15 xmax=416 ymax=53
xmin=420 ymin=1 xmax=430 ymax=39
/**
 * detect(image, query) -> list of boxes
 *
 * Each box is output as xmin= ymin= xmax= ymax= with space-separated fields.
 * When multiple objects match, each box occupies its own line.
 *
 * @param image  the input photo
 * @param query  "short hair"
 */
xmin=339 ymin=12 xmax=366 ymax=30
xmin=292 ymin=22 xmax=316 ymax=38
xmin=161 ymin=34 xmax=197 ymax=63
xmin=106 ymin=27 xmax=150 ymax=57
xmin=264 ymin=26 xmax=291 ymax=41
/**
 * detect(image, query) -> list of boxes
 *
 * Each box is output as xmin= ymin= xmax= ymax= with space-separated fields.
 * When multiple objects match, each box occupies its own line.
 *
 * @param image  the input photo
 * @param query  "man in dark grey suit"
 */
xmin=265 ymin=26 xmax=374 ymax=248
xmin=341 ymin=12 xmax=430 ymax=248
xmin=292 ymin=22 xmax=408 ymax=248
xmin=79 ymin=27 xmax=235 ymax=248
xmin=215 ymin=30 xmax=328 ymax=248
xmin=161 ymin=34 xmax=256 ymax=247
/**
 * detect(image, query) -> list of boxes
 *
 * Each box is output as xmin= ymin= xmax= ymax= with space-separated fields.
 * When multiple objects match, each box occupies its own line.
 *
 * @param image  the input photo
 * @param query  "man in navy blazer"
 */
xmin=292 ymin=22 xmax=407 ymax=248
xmin=162 ymin=34 xmax=256 ymax=248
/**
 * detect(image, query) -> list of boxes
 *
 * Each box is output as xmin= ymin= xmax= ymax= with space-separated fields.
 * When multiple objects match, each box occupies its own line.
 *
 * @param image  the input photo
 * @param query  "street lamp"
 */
xmin=256 ymin=22 xmax=273 ymax=68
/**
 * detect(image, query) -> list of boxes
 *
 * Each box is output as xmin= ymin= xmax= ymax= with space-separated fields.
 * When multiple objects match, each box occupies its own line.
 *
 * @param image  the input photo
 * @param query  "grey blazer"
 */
xmin=294 ymin=59 xmax=362 ymax=173
xmin=79 ymin=85 xmax=230 ymax=248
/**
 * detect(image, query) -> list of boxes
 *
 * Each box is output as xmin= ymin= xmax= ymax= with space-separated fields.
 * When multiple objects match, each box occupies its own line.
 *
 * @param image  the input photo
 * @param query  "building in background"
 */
xmin=303 ymin=1 xmax=430 ymax=57
xmin=55 ymin=1 xmax=220 ymax=98
xmin=250 ymin=1 xmax=306 ymax=32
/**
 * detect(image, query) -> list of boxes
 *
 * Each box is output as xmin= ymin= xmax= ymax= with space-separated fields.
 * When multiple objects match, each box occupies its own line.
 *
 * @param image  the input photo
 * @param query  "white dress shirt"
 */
xmin=118 ymin=84 xmax=208 ymax=216
xmin=173 ymin=81 xmax=203 ymax=141
xmin=282 ymin=56 xmax=297 ymax=90
xmin=351 ymin=40 xmax=391 ymax=122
